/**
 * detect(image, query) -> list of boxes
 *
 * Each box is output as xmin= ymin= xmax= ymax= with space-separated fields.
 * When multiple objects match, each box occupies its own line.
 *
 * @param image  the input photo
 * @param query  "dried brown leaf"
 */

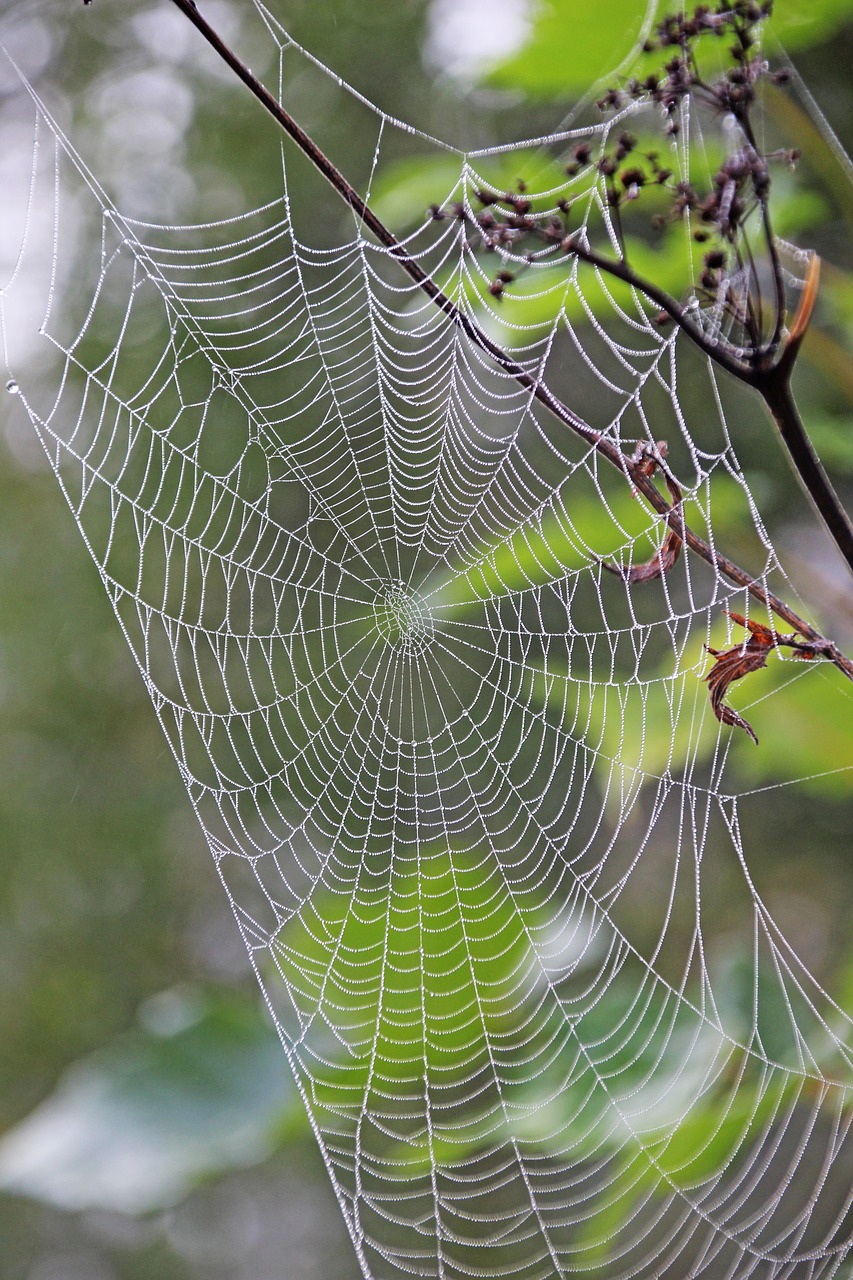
xmin=602 ymin=443 xmax=683 ymax=584
xmin=703 ymin=610 xmax=818 ymax=745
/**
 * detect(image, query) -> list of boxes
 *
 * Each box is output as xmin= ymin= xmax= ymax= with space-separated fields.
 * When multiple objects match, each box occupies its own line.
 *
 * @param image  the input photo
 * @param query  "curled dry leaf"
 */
xmin=783 ymin=253 xmax=820 ymax=363
xmin=602 ymin=442 xmax=683 ymax=584
xmin=704 ymin=610 xmax=819 ymax=745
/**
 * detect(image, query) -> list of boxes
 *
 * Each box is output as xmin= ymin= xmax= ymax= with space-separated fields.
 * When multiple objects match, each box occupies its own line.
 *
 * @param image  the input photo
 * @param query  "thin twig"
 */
xmin=740 ymin=118 xmax=787 ymax=356
xmin=165 ymin=0 xmax=853 ymax=684
xmin=736 ymin=230 xmax=763 ymax=352
xmin=629 ymin=468 xmax=853 ymax=682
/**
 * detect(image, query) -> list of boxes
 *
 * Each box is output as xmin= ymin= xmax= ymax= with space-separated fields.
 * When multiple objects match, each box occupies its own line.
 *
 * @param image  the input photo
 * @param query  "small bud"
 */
xmin=596 ymin=88 xmax=623 ymax=111
xmin=615 ymin=131 xmax=637 ymax=160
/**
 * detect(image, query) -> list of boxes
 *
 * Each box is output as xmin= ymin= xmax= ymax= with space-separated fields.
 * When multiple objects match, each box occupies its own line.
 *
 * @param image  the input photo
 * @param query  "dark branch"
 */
xmin=563 ymin=237 xmax=746 ymax=380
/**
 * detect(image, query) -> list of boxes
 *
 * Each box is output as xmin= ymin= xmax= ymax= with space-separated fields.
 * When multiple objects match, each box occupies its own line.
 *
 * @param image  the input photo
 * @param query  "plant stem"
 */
xmin=757 ymin=370 xmax=853 ymax=571
xmin=740 ymin=115 xmax=787 ymax=354
xmin=165 ymin=0 xmax=853 ymax=684
xmin=566 ymin=239 xmax=746 ymax=377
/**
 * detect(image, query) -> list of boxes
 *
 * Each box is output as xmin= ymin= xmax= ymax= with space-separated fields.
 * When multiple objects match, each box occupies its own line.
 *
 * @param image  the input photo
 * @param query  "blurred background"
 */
xmin=0 ymin=1 xmax=851 ymax=1277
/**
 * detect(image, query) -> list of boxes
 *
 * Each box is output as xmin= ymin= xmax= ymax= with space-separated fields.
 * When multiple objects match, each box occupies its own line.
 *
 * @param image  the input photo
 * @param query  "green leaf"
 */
xmin=531 ymin=661 xmax=720 ymax=789
xmin=0 ymin=986 xmax=297 ymax=1213
xmin=486 ymin=0 xmax=853 ymax=101
xmin=653 ymin=1069 xmax=799 ymax=1182
xmin=819 ymin=263 xmax=853 ymax=338
xmin=431 ymin=484 xmax=659 ymax=607
xmin=798 ymin=415 xmax=853 ymax=475
xmin=486 ymin=0 xmax=662 ymax=98
xmin=767 ymin=179 xmax=828 ymax=239
xmin=728 ymin=659 xmax=853 ymax=794
xmin=269 ymin=849 xmax=554 ymax=1090
xmin=770 ymin=0 xmax=853 ymax=50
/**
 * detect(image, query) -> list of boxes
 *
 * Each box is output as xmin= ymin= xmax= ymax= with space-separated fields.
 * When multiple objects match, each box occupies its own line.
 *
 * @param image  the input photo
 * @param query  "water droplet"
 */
xmin=5 ymin=379 xmax=19 ymax=395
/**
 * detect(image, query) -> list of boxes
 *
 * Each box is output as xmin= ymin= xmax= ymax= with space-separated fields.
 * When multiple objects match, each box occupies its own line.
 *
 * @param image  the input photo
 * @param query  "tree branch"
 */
xmin=164 ymin=0 xmax=853 ymax=686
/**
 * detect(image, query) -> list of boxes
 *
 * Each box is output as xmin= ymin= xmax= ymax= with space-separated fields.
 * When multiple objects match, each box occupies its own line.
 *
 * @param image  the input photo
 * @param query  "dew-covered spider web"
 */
xmin=3 ymin=4 xmax=853 ymax=1277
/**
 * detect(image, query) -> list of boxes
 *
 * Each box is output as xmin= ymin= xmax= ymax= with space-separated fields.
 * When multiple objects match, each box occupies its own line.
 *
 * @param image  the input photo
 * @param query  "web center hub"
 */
xmin=373 ymin=582 xmax=434 ymax=655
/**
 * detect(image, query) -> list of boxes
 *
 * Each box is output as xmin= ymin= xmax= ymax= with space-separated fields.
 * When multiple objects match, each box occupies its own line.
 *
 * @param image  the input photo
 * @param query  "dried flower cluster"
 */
xmin=607 ymin=1 xmax=783 ymax=125
xmin=430 ymin=0 xmax=799 ymax=361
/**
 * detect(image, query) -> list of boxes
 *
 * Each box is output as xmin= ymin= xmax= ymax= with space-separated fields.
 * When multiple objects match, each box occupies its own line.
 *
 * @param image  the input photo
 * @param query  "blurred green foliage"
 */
xmin=0 ymin=987 xmax=294 ymax=1214
xmin=0 ymin=2 xmax=851 ymax=1279
xmin=488 ymin=0 xmax=853 ymax=97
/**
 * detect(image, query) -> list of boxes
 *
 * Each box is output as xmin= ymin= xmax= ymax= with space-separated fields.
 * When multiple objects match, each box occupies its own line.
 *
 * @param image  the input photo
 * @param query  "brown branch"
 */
xmin=628 ymin=466 xmax=853 ymax=683
xmin=164 ymin=0 xmax=853 ymax=686
xmin=564 ymin=238 xmax=747 ymax=378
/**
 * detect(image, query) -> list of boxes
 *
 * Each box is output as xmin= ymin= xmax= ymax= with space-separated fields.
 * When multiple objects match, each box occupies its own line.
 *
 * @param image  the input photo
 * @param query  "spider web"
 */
xmin=3 ymin=7 xmax=853 ymax=1278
